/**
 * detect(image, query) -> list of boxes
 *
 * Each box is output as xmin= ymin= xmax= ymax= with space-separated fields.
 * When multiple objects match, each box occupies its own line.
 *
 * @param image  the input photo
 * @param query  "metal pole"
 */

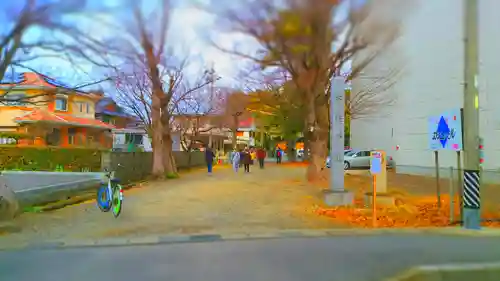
xmin=449 ymin=166 xmax=455 ymax=224
xmin=434 ymin=151 xmax=441 ymax=209
xmin=457 ymin=151 xmax=463 ymax=223
xmin=462 ymin=0 xmax=481 ymax=230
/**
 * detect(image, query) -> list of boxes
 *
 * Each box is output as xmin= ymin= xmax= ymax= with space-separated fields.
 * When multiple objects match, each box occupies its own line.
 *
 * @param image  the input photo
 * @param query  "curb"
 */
xmin=386 ymin=261 xmax=500 ymax=281
xmin=4 ymin=227 xmax=500 ymax=251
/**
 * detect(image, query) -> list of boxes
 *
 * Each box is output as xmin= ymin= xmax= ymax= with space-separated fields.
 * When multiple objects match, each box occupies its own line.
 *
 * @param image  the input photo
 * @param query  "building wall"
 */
xmin=0 ymin=88 xmax=98 ymax=127
xmin=351 ymin=0 xmax=500 ymax=182
xmin=70 ymin=95 xmax=96 ymax=119
xmin=0 ymin=89 xmax=46 ymax=127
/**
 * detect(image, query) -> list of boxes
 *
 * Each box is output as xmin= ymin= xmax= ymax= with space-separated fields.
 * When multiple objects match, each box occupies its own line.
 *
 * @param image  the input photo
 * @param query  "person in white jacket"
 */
xmin=231 ymin=149 xmax=241 ymax=173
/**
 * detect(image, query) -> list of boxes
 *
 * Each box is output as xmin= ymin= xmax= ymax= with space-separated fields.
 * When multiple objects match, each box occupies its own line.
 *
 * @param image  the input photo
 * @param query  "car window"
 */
xmin=345 ymin=151 xmax=357 ymax=156
xmin=360 ymin=151 xmax=370 ymax=157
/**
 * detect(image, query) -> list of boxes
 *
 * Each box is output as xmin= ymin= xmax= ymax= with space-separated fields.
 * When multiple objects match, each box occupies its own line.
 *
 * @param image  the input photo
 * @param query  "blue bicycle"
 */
xmin=96 ymin=166 xmax=123 ymax=218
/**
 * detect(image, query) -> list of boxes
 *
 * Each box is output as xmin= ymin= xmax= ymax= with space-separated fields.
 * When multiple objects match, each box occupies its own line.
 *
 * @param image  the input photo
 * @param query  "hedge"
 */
xmin=0 ymin=146 xmax=102 ymax=172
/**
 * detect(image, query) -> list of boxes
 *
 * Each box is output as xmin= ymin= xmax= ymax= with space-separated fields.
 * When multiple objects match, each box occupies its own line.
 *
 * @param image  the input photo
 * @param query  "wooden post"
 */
xmin=373 ymin=174 xmax=377 ymax=228
xmin=434 ymin=150 xmax=441 ymax=209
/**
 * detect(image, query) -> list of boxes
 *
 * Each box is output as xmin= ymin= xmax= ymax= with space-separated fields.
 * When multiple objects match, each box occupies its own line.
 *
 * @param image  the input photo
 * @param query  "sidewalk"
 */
xmin=0 ymin=164 xmax=339 ymax=249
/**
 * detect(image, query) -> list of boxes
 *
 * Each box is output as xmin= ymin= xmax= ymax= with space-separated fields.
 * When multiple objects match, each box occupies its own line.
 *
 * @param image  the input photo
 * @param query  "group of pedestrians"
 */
xmin=230 ymin=147 xmax=268 ymax=173
xmin=204 ymin=145 xmax=284 ymax=174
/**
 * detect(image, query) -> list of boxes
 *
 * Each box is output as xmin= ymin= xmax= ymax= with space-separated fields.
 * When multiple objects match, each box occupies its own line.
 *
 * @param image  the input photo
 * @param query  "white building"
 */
xmin=112 ymin=128 xmax=152 ymax=152
xmin=351 ymin=0 xmax=500 ymax=183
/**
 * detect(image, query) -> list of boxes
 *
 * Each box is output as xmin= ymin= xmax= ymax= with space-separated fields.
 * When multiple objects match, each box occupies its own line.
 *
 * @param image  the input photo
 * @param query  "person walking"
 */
xmin=276 ymin=147 xmax=283 ymax=164
xmin=257 ymin=147 xmax=266 ymax=169
xmin=250 ymin=148 xmax=256 ymax=165
xmin=231 ymin=149 xmax=241 ymax=173
xmin=242 ymin=148 xmax=252 ymax=173
xmin=205 ymin=146 xmax=215 ymax=174
xmin=239 ymin=149 xmax=244 ymax=168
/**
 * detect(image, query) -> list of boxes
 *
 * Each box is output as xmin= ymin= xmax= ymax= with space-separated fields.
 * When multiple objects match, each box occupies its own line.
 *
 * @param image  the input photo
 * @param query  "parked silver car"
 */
xmin=325 ymin=149 xmax=352 ymax=168
xmin=326 ymin=149 xmax=394 ymax=170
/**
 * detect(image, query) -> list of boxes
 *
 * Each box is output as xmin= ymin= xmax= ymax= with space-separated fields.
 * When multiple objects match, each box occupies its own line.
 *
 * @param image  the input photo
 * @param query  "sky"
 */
xmin=2 ymin=0 xmax=354 ymax=91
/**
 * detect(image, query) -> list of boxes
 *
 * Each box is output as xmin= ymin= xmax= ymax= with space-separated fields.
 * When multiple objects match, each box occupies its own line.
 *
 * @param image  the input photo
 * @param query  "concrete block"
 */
xmin=324 ymin=190 xmax=354 ymax=206
xmin=364 ymin=192 xmax=395 ymax=208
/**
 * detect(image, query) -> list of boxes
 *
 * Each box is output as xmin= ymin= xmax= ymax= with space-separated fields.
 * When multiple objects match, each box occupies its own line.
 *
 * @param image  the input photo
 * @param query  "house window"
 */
xmin=77 ymin=102 xmax=90 ymax=113
xmin=125 ymin=133 xmax=143 ymax=145
xmin=55 ymin=97 xmax=68 ymax=111
xmin=68 ymin=128 xmax=77 ymax=145
xmin=76 ymin=102 xmax=87 ymax=113
xmin=1 ymin=93 xmax=27 ymax=106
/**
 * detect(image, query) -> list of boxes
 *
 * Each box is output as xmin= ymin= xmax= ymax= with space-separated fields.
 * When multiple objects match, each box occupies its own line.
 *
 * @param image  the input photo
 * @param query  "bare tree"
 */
xmin=347 ymin=68 xmax=402 ymax=120
xmin=114 ymin=54 xmax=214 ymax=176
xmin=0 ymin=0 xmax=115 ymax=104
xmin=207 ymin=0 xmax=407 ymax=181
xmin=218 ymin=90 xmax=251 ymax=150
xmin=69 ymin=0 xmax=176 ymax=178
xmin=172 ymin=86 xmax=224 ymax=166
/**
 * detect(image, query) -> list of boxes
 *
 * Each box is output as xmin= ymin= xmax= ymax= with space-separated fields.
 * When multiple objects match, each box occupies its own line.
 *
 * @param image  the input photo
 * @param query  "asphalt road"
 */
xmin=2 ymin=234 xmax=500 ymax=281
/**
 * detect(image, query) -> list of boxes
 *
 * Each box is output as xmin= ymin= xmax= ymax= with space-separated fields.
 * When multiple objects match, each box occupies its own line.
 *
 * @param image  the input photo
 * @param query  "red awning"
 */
xmin=15 ymin=109 xmax=115 ymax=129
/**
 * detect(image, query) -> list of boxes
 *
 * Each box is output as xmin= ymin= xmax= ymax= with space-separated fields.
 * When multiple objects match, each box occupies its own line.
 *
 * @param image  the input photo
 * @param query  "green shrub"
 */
xmin=165 ymin=172 xmax=179 ymax=179
xmin=0 ymin=146 xmax=102 ymax=172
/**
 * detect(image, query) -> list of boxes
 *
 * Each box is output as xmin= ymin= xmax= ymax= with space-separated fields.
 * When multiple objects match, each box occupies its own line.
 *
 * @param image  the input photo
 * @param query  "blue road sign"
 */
xmin=428 ymin=109 xmax=463 ymax=151
xmin=370 ymin=153 xmax=382 ymax=174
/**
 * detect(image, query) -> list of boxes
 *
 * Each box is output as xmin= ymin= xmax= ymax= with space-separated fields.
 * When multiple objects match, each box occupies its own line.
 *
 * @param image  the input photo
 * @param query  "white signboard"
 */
xmin=428 ymin=109 xmax=463 ymax=151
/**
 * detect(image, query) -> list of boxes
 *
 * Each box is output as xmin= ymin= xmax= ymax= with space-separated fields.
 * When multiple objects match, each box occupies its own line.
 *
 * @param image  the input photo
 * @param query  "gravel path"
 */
xmin=0 ymin=164 xmax=340 ymax=248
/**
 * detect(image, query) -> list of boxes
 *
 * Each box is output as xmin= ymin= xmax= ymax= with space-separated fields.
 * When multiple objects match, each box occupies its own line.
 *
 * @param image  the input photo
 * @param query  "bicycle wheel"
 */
xmin=111 ymin=184 xmax=123 ymax=218
xmin=96 ymin=184 xmax=112 ymax=212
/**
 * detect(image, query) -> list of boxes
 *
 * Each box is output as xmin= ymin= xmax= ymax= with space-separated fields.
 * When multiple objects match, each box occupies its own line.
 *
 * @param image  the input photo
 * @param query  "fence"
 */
xmin=101 ymin=151 xmax=206 ymax=185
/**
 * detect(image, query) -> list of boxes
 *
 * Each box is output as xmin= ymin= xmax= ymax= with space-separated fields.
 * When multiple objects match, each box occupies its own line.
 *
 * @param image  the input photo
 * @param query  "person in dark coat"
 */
xmin=276 ymin=147 xmax=283 ymax=164
xmin=257 ymin=147 xmax=266 ymax=169
xmin=205 ymin=147 xmax=215 ymax=174
xmin=239 ymin=149 xmax=244 ymax=168
xmin=242 ymin=148 xmax=252 ymax=173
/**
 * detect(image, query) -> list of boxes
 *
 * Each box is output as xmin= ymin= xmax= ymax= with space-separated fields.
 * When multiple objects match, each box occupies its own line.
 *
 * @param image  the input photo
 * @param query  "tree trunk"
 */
xmin=163 ymin=131 xmax=178 ymax=175
xmin=151 ymin=95 xmax=165 ymax=178
xmin=231 ymin=115 xmax=238 ymax=149
xmin=305 ymin=89 xmax=329 ymax=182
xmin=147 ymin=56 xmax=166 ymax=179
xmin=286 ymin=138 xmax=296 ymax=162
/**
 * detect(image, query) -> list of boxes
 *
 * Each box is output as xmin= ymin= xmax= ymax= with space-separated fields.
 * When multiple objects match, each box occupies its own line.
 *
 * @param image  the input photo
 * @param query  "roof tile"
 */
xmin=14 ymin=109 xmax=114 ymax=129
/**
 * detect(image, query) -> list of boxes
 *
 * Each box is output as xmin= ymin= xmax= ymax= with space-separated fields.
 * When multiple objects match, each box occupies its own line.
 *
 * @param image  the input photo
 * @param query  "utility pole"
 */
xmin=462 ymin=0 xmax=481 ymax=230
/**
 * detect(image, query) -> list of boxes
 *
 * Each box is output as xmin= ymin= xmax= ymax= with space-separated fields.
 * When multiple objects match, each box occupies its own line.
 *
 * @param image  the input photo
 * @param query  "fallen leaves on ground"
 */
xmin=316 ymin=193 xmax=500 ymax=228
xmin=281 ymin=162 xmax=309 ymax=167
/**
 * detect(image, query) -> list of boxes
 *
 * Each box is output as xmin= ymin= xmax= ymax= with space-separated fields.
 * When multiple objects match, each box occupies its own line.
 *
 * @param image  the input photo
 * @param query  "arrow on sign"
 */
xmin=436 ymin=116 xmax=451 ymax=148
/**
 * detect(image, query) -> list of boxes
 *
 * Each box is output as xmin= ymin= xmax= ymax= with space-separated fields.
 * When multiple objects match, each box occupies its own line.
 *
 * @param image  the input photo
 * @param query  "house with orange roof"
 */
xmin=0 ymin=72 xmax=115 ymax=148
